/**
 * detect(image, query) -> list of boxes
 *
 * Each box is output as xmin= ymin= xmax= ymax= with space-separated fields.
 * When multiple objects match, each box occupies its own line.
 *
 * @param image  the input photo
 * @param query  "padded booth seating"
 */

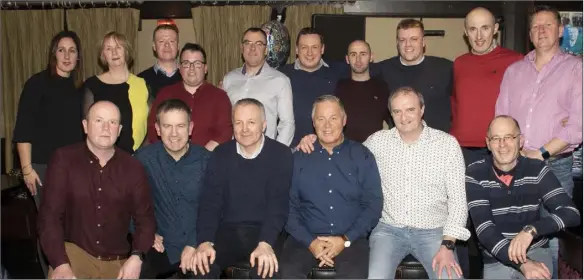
xmin=222 ymin=254 xmax=428 ymax=279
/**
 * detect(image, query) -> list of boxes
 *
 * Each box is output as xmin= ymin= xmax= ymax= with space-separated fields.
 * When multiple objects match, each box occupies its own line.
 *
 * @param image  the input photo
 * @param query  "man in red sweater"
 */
xmin=450 ymin=7 xmax=523 ymax=279
xmin=450 ymin=7 xmax=523 ymax=166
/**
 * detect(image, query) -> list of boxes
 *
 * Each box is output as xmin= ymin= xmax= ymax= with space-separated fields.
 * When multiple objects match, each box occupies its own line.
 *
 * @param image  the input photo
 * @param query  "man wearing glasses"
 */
xmin=222 ymin=27 xmax=295 ymax=146
xmin=146 ymin=43 xmax=233 ymax=151
xmin=466 ymin=115 xmax=580 ymax=279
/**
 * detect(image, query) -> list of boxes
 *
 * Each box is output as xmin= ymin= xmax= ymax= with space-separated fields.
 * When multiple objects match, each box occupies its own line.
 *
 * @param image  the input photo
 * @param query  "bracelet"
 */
xmin=22 ymin=170 xmax=33 ymax=176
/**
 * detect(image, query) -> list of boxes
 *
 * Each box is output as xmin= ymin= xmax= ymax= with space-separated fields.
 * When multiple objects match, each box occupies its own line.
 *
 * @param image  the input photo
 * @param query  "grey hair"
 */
xmin=233 ymin=98 xmax=266 ymax=122
xmin=311 ymin=94 xmax=346 ymax=119
xmin=388 ymin=86 xmax=425 ymax=109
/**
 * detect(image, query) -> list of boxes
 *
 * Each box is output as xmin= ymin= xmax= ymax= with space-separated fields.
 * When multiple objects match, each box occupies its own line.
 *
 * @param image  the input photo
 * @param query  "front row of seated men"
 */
xmin=38 ymin=86 xmax=580 ymax=279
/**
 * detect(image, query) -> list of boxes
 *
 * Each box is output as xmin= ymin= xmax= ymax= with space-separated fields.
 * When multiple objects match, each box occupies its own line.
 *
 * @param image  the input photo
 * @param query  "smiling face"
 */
xmin=179 ymin=50 xmax=207 ymax=88
xmin=390 ymin=91 xmax=424 ymax=135
xmin=397 ymin=27 xmax=425 ymax=65
xmin=465 ymin=8 xmax=499 ymax=54
xmin=241 ymin=31 xmax=267 ymax=68
xmin=313 ymin=100 xmax=346 ymax=147
xmin=233 ymin=103 xmax=266 ymax=149
xmin=297 ymin=33 xmax=324 ymax=71
xmin=155 ymin=109 xmax=193 ymax=155
xmin=346 ymin=40 xmax=372 ymax=74
xmin=486 ymin=117 xmax=524 ymax=169
xmin=101 ymin=36 xmax=126 ymax=68
xmin=529 ymin=11 xmax=563 ymax=51
xmin=55 ymin=37 xmax=78 ymax=77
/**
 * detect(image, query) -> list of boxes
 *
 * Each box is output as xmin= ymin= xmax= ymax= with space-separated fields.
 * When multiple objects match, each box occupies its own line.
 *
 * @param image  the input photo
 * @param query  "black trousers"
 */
xmin=280 ymin=236 xmax=369 ymax=279
xmin=140 ymin=248 xmax=195 ymax=279
xmin=195 ymin=224 xmax=285 ymax=279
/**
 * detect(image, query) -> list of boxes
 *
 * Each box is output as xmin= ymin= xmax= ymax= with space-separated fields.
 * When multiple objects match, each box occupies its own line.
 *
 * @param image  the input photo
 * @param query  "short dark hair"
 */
xmin=48 ymin=30 xmax=83 ymax=88
xmin=179 ymin=43 xmax=207 ymax=63
xmin=242 ymin=27 xmax=267 ymax=43
xmin=529 ymin=5 xmax=561 ymax=26
xmin=233 ymin=98 xmax=266 ymax=122
xmin=155 ymin=99 xmax=192 ymax=123
xmin=396 ymin=19 xmax=425 ymax=34
xmin=296 ymin=27 xmax=324 ymax=46
xmin=152 ymin=23 xmax=179 ymax=41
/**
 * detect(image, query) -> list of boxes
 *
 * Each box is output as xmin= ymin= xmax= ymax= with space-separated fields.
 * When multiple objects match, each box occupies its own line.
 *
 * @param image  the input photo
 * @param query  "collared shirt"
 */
xmin=223 ymin=62 xmax=295 ymax=146
xmin=363 ymin=123 xmax=470 ymax=241
xmin=134 ymin=142 xmax=211 ymax=264
xmin=466 ymin=156 xmax=580 ymax=266
xmin=153 ymin=62 xmax=179 ymax=78
xmin=293 ymin=58 xmax=329 ymax=71
xmin=147 ymin=82 xmax=233 ymax=147
xmin=236 ymin=135 xmax=265 ymax=159
xmin=400 ymin=55 xmax=425 ymax=66
xmin=495 ymin=50 xmax=583 ymax=152
xmin=286 ymin=139 xmax=383 ymax=247
xmin=38 ymin=142 xmax=156 ymax=269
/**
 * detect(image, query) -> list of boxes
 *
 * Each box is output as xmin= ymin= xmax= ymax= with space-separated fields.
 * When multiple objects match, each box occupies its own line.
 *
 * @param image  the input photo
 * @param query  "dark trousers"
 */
xmin=140 ymin=248 xmax=194 ymax=279
xmin=32 ymin=163 xmax=48 ymax=278
xmin=195 ymin=224 xmax=284 ymax=279
xmin=280 ymin=236 xmax=369 ymax=279
xmin=458 ymin=147 xmax=488 ymax=279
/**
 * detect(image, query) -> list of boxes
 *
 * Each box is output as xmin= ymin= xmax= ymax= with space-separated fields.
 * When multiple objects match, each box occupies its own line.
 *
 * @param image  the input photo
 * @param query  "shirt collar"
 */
xmin=525 ymin=48 xmax=565 ymax=65
xmin=236 ymin=135 xmax=265 ymax=159
xmin=242 ymin=62 xmax=265 ymax=76
xmin=84 ymin=142 xmax=118 ymax=166
xmin=391 ymin=121 xmax=430 ymax=144
xmin=293 ymin=58 xmax=330 ymax=71
xmin=400 ymin=55 xmax=425 ymax=66
xmin=153 ymin=62 xmax=178 ymax=77
xmin=313 ymin=137 xmax=348 ymax=155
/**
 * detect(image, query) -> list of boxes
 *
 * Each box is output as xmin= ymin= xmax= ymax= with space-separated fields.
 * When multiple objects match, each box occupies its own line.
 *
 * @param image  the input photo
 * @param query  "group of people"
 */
xmin=12 ymin=3 xmax=582 ymax=280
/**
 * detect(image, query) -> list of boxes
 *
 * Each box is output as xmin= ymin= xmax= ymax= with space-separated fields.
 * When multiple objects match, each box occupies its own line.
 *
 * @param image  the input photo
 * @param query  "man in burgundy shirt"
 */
xmin=147 ymin=43 xmax=232 ymax=151
xmin=38 ymin=101 xmax=156 ymax=279
xmin=495 ymin=5 xmax=583 ymax=278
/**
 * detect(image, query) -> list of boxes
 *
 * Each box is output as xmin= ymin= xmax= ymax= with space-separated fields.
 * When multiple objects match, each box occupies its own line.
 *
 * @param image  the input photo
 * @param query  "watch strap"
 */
xmin=441 ymin=240 xmax=455 ymax=250
xmin=539 ymin=147 xmax=550 ymax=160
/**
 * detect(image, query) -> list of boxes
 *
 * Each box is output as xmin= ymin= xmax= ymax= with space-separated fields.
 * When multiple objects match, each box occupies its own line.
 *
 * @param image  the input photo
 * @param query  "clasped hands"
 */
xmin=309 ymin=236 xmax=346 ymax=268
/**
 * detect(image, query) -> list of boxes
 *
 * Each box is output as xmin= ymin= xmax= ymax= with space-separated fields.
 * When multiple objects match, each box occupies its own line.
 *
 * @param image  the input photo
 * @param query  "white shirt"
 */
xmin=363 ymin=124 xmax=471 ymax=241
xmin=223 ymin=63 xmax=295 ymax=146
xmin=236 ymin=135 xmax=265 ymax=159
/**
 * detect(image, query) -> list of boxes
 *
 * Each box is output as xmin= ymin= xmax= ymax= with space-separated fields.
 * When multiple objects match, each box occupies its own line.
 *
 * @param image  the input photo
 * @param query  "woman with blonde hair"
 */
xmin=83 ymin=31 xmax=150 ymax=154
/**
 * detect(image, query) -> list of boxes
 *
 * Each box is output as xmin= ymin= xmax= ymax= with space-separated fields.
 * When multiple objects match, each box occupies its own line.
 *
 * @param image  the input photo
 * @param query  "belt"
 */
xmin=548 ymin=152 xmax=572 ymax=162
xmin=96 ymin=255 xmax=127 ymax=261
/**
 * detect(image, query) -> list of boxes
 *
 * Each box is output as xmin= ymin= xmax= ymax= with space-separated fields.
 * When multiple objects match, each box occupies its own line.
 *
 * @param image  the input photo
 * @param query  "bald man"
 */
xmin=38 ymin=101 xmax=156 ymax=279
xmin=450 ymin=9 xmax=523 ymax=277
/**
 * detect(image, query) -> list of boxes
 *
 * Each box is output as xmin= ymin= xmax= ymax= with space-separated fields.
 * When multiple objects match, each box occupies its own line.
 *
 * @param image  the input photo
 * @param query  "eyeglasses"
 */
xmin=488 ymin=135 xmax=520 ymax=143
xmin=242 ymin=40 xmax=267 ymax=48
xmin=180 ymin=60 xmax=205 ymax=69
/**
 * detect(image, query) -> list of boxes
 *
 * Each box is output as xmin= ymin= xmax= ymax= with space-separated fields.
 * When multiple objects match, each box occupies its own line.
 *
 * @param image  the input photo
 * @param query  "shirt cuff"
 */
xmin=443 ymin=225 xmax=471 ymax=241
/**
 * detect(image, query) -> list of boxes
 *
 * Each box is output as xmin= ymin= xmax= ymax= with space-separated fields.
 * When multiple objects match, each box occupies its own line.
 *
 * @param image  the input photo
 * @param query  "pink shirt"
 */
xmin=495 ymin=50 xmax=582 ymax=152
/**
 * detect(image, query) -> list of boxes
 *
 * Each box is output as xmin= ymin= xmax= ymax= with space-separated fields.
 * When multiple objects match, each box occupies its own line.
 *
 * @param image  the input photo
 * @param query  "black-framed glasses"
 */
xmin=180 ymin=60 xmax=206 ymax=69
xmin=488 ymin=134 xmax=520 ymax=143
xmin=242 ymin=40 xmax=267 ymax=48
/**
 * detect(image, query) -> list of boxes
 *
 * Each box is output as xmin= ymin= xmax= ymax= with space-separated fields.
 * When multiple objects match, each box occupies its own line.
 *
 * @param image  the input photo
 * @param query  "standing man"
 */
xmin=138 ymin=23 xmax=182 ymax=98
xmin=364 ymin=87 xmax=469 ymax=279
xmin=38 ymin=101 xmax=156 ymax=279
xmin=222 ymin=27 xmax=295 ymax=146
xmin=193 ymin=98 xmax=293 ymax=279
xmin=375 ymin=19 xmax=453 ymax=133
xmin=495 ymin=5 xmax=583 ymax=278
xmin=450 ymin=7 xmax=524 ymax=278
xmin=466 ymin=115 xmax=580 ymax=279
xmin=335 ymin=40 xmax=391 ymax=143
xmin=280 ymin=28 xmax=339 ymax=148
xmin=136 ymin=99 xmax=212 ymax=278
xmin=147 ymin=43 xmax=232 ymax=151
xmin=281 ymin=95 xmax=382 ymax=278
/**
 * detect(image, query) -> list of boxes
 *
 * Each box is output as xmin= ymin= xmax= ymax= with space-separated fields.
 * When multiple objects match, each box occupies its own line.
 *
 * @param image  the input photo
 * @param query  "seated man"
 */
xmin=281 ymin=95 xmax=383 ymax=278
xmin=38 ymin=101 xmax=155 ymax=279
xmin=135 ymin=99 xmax=212 ymax=278
xmin=466 ymin=115 xmax=581 ymax=279
xmin=193 ymin=98 xmax=294 ymax=279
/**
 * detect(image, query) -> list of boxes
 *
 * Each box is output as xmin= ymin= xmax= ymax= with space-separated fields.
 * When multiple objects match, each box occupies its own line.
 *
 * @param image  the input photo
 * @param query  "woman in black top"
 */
xmin=83 ymin=31 xmax=150 ymax=154
xmin=13 ymin=30 xmax=84 ymax=208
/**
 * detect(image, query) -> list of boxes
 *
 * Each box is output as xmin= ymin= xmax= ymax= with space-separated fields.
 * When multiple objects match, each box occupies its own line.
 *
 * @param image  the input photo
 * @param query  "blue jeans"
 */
xmin=368 ymin=222 xmax=463 ymax=279
xmin=542 ymin=155 xmax=574 ymax=279
xmin=483 ymin=247 xmax=553 ymax=279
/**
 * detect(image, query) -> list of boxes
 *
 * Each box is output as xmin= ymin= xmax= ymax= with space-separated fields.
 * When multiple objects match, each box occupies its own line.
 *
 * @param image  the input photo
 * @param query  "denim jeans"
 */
xmin=483 ymin=247 xmax=553 ymax=279
xmin=368 ymin=222 xmax=463 ymax=279
xmin=541 ymin=155 xmax=574 ymax=279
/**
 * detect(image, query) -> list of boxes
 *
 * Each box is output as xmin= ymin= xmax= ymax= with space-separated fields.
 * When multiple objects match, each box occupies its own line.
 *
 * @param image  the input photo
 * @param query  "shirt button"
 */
xmin=97 ymin=205 xmax=101 ymax=209
xmin=529 ymin=108 xmax=533 ymax=112
xmin=96 ymin=241 xmax=100 ymax=244
xmin=330 ymin=223 xmax=334 ymax=227
xmin=98 ymin=188 xmax=102 ymax=191
xmin=89 ymin=161 xmax=93 ymax=164
xmin=328 ymin=173 xmax=331 ymax=177
xmin=328 ymin=158 xmax=331 ymax=160
xmin=526 ymin=124 xmax=530 ymax=128
xmin=329 ymin=190 xmax=332 ymax=193
xmin=99 ymin=170 xmax=103 ymax=173
xmin=330 ymin=206 xmax=334 ymax=210
xmin=97 ymin=224 xmax=101 ymax=227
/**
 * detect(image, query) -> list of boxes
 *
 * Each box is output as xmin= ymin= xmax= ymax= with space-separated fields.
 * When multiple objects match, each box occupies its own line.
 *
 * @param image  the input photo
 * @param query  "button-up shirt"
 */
xmin=38 ymin=143 xmax=156 ymax=268
xmin=223 ymin=62 xmax=295 ymax=146
xmin=495 ymin=50 xmax=583 ymax=152
xmin=363 ymin=124 xmax=470 ymax=241
xmin=134 ymin=142 xmax=211 ymax=264
xmin=286 ymin=139 xmax=383 ymax=247
xmin=153 ymin=62 xmax=178 ymax=78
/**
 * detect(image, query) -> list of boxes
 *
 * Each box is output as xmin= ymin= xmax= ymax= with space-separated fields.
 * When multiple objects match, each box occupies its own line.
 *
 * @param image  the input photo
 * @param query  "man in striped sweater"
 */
xmin=466 ymin=115 xmax=580 ymax=279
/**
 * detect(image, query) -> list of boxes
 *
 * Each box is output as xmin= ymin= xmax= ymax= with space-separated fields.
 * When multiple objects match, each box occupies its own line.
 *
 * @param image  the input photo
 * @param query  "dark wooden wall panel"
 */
xmin=312 ymin=15 xmax=366 ymax=62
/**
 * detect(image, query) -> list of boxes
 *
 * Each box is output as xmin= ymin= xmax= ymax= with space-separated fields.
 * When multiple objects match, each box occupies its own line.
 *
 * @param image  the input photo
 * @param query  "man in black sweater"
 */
xmin=138 ymin=24 xmax=182 ymax=99
xmin=193 ymin=98 xmax=293 ymax=279
xmin=372 ymin=19 xmax=453 ymax=133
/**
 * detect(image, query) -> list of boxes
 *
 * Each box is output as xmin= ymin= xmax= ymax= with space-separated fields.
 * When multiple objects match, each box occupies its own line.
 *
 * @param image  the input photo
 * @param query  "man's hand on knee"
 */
xmin=250 ymin=242 xmax=278 ymax=279
xmin=193 ymin=242 xmax=216 ymax=276
xmin=50 ymin=263 xmax=76 ymax=279
xmin=520 ymin=260 xmax=551 ymax=279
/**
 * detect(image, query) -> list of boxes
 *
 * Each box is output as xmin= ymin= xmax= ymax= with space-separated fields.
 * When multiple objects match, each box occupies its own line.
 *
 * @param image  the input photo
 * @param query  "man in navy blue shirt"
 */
xmin=281 ymin=95 xmax=383 ymax=278
xmin=134 ymin=99 xmax=211 ymax=278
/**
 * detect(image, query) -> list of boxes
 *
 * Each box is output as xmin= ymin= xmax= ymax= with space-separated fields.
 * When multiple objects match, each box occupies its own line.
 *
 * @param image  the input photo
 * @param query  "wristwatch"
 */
xmin=131 ymin=250 xmax=146 ymax=262
xmin=522 ymin=225 xmax=539 ymax=238
xmin=539 ymin=147 xmax=551 ymax=160
xmin=342 ymin=235 xmax=351 ymax=248
xmin=441 ymin=240 xmax=456 ymax=251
